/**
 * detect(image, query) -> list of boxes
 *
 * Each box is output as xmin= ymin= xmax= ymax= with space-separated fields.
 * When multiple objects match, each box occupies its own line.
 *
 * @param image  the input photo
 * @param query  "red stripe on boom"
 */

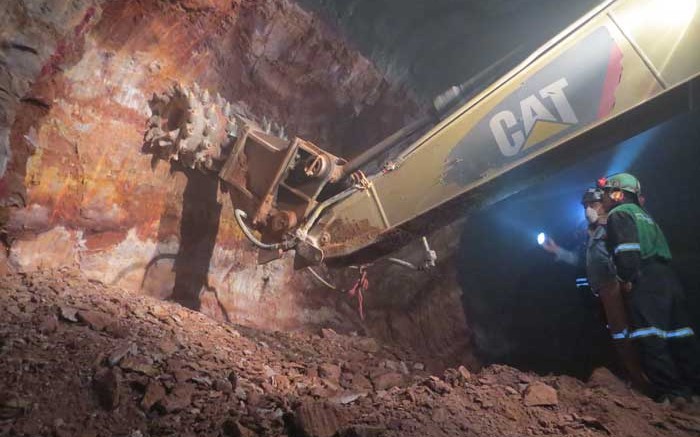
xmin=597 ymin=43 xmax=624 ymax=118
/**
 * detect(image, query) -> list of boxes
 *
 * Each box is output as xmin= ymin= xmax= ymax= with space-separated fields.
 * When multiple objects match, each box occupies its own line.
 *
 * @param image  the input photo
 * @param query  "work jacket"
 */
xmin=606 ymin=202 xmax=672 ymax=282
xmin=585 ymin=223 xmax=616 ymax=295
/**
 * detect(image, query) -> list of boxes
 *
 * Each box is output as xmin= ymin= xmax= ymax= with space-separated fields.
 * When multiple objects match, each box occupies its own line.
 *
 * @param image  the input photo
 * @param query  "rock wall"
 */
xmin=0 ymin=0 xmax=478 ymax=369
xmin=359 ymin=221 xmax=477 ymax=370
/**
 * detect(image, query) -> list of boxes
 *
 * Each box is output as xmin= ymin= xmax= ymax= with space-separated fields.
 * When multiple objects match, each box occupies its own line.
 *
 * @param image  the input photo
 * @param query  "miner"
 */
xmin=601 ymin=173 xmax=700 ymax=402
xmin=543 ymin=187 xmax=648 ymax=391
xmin=582 ymin=187 xmax=650 ymax=391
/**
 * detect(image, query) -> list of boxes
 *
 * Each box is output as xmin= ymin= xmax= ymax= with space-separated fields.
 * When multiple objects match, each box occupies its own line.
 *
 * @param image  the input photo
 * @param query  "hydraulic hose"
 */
xmin=306 ymin=267 xmax=338 ymax=290
xmin=386 ymin=257 xmax=419 ymax=270
xmin=336 ymin=116 xmax=434 ymax=181
xmin=233 ymin=209 xmax=283 ymax=250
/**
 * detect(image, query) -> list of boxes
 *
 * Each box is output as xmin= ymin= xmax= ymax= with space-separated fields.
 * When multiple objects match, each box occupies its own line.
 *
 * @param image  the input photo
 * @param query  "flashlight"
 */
xmin=537 ymin=232 xmax=546 ymax=246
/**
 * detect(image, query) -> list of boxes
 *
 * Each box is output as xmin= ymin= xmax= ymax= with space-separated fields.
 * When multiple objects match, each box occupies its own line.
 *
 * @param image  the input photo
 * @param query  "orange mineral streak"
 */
xmin=24 ymin=99 xmax=166 ymax=236
xmin=21 ymin=9 xmax=221 ymax=236
xmin=91 ymin=2 xmax=223 ymax=93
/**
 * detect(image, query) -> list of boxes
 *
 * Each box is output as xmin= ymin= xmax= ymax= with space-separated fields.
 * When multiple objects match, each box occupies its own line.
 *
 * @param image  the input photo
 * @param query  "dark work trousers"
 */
xmin=597 ymin=280 xmax=649 ymax=393
xmin=627 ymin=261 xmax=700 ymax=398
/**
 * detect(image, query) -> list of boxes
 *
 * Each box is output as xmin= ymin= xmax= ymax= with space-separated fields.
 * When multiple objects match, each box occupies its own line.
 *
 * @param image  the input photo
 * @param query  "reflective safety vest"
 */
xmin=609 ymin=203 xmax=672 ymax=261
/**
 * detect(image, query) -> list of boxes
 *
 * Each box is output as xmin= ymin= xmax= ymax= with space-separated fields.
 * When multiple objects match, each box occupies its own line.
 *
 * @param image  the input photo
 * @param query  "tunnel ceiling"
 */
xmin=299 ymin=0 xmax=603 ymax=101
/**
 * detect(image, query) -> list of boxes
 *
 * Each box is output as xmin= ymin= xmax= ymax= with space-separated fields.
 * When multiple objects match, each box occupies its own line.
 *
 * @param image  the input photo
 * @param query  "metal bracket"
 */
xmin=421 ymin=236 xmax=438 ymax=270
xmin=294 ymin=240 xmax=325 ymax=269
xmin=387 ymin=236 xmax=437 ymax=271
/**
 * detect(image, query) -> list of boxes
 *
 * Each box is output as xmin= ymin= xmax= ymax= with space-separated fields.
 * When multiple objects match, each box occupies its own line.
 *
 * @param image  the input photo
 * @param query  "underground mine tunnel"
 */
xmin=3 ymin=0 xmax=700 ymax=436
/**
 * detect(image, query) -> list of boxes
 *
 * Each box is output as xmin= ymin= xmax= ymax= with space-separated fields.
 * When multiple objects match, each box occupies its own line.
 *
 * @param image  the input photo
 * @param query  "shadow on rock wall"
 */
xmin=170 ymin=168 xmax=222 ymax=312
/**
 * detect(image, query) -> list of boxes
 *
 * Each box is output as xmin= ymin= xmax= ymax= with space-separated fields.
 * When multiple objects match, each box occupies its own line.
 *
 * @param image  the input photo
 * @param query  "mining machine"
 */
xmin=144 ymin=0 xmax=700 ymax=272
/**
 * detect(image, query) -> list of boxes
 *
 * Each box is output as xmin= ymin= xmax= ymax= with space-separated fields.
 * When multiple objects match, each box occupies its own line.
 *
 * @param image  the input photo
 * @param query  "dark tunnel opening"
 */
xmin=458 ymin=109 xmax=700 ymax=378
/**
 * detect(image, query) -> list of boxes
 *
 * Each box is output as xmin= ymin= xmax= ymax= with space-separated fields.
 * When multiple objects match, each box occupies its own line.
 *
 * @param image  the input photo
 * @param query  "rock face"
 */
xmin=358 ymin=224 xmax=478 ymax=370
xmin=0 ymin=1 xmax=97 ymax=193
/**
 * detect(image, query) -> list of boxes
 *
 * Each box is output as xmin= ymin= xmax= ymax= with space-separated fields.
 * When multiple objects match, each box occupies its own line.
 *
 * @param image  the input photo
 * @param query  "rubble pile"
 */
xmin=2 ymin=270 xmax=700 ymax=437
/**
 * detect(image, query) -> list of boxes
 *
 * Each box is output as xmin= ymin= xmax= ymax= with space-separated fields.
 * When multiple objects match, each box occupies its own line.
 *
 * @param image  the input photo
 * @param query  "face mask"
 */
xmin=585 ymin=206 xmax=599 ymax=224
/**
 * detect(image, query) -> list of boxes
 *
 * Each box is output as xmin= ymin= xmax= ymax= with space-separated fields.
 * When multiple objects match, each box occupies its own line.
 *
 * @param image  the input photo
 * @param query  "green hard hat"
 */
xmin=600 ymin=173 xmax=641 ymax=194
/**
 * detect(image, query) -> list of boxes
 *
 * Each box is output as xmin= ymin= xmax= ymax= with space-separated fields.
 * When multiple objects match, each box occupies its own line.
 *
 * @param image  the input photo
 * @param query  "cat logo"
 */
xmin=444 ymin=27 xmax=622 ymax=187
xmin=489 ymin=78 xmax=579 ymax=157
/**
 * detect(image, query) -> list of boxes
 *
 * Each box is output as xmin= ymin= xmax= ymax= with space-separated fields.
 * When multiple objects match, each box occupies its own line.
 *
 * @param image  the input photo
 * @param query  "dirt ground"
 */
xmin=2 ymin=270 xmax=700 ymax=437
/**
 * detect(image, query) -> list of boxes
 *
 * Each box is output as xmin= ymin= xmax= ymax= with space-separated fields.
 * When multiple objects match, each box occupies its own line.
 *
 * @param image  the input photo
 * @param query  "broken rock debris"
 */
xmin=1 ymin=270 xmax=698 ymax=437
xmin=523 ymin=381 xmax=559 ymax=407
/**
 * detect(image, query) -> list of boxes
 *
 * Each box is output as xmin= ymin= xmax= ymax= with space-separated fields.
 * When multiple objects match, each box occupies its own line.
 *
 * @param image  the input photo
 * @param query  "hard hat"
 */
xmin=597 ymin=173 xmax=641 ymax=195
xmin=581 ymin=187 xmax=604 ymax=205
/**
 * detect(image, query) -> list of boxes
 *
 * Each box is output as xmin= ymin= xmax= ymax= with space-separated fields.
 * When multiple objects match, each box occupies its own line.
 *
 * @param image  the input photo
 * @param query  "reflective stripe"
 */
xmin=611 ymin=328 xmax=629 ymax=340
xmin=629 ymin=326 xmax=695 ymax=339
xmin=614 ymin=243 xmax=641 ymax=254
xmin=667 ymin=328 xmax=695 ymax=338
xmin=629 ymin=327 xmax=660 ymax=338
